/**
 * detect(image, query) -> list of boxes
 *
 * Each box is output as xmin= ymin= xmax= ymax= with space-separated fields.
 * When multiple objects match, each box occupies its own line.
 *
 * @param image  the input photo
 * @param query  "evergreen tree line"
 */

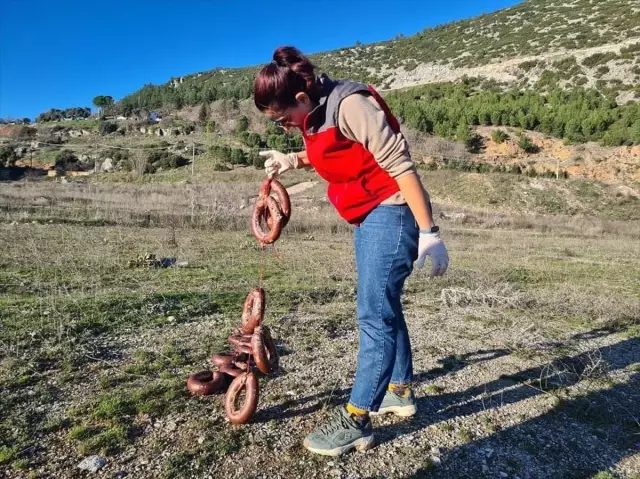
xmin=36 ymin=107 xmax=92 ymax=123
xmin=385 ymin=82 xmax=640 ymax=146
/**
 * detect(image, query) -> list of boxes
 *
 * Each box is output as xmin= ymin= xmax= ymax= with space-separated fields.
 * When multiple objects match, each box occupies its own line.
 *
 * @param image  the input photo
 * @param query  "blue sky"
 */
xmin=0 ymin=0 xmax=521 ymax=119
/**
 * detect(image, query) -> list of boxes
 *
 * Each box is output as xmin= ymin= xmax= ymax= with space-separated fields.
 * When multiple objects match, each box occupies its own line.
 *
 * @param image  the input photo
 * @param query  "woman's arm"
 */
xmin=293 ymin=150 xmax=312 ymax=168
xmin=395 ymin=173 xmax=435 ymax=230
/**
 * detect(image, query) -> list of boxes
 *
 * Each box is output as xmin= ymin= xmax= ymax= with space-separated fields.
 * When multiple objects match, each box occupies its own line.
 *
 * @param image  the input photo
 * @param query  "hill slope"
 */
xmin=118 ymin=0 xmax=640 ymax=113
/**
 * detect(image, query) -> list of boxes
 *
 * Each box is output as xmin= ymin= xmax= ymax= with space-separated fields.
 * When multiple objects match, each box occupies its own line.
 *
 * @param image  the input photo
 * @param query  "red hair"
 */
xmin=254 ymin=46 xmax=321 ymax=111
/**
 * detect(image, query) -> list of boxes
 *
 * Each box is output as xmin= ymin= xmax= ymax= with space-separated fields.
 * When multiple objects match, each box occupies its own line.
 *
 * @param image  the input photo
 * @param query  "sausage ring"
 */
xmin=240 ymin=288 xmax=265 ymax=335
xmin=210 ymin=353 xmax=237 ymax=368
xmin=262 ymin=179 xmax=291 ymax=229
xmin=186 ymin=370 xmax=226 ymax=396
xmin=224 ymin=371 xmax=259 ymax=424
xmin=251 ymin=195 xmax=284 ymax=245
xmin=251 ymin=326 xmax=279 ymax=375
xmin=227 ymin=334 xmax=252 ymax=348
xmin=232 ymin=342 xmax=253 ymax=355
xmin=219 ymin=364 xmax=246 ymax=378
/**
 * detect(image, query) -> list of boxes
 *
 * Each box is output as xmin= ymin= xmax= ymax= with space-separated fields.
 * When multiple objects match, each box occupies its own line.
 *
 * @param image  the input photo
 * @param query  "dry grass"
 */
xmin=0 ymin=170 xmax=639 ymax=477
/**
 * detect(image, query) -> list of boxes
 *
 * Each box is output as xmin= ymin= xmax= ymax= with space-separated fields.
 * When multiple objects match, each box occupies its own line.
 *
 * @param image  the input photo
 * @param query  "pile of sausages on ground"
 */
xmin=186 ymin=178 xmax=291 ymax=424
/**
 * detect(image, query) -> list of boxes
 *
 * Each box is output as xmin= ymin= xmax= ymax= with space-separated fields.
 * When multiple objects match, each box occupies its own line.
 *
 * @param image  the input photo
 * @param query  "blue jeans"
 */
xmin=348 ymin=204 xmax=419 ymax=412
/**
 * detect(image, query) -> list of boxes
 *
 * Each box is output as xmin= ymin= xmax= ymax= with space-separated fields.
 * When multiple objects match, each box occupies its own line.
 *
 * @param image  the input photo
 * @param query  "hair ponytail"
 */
xmin=254 ymin=46 xmax=321 ymax=111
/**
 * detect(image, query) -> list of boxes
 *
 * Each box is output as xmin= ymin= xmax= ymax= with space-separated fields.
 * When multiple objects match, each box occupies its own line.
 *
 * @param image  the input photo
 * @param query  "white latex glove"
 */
xmin=415 ymin=230 xmax=449 ymax=277
xmin=259 ymin=150 xmax=299 ymax=178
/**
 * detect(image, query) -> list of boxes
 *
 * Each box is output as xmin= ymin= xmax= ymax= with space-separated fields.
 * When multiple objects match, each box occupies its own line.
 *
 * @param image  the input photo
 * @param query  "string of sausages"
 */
xmin=186 ymin=178 xmax=291 ymax=424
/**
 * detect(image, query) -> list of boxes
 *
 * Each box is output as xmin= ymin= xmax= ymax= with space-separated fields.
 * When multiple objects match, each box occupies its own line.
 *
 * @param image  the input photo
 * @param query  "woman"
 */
xmin=254 ymin=46 xmax=449 ymax=456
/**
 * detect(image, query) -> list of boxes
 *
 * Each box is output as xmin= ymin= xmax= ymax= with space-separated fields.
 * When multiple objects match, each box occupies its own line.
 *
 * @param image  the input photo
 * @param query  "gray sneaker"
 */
xmin=370 ymin=389 xmax=417 ymax=417
xmin=303 ymin=406 xmax=375 ymax=456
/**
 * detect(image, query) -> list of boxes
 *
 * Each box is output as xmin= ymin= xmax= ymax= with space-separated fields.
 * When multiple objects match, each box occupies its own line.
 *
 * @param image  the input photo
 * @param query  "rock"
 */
xmin=101 ymin=158 xmax=114 ymax=173
xmin=77 ymin=456 xmax=107 ymax=472
xmin=499 ymin=473 xmax=508 ymax=478
xmin=482 ymin=465 xmax=489 ymax=473
xmin=166 ymin=420 xmax=177 ymax=432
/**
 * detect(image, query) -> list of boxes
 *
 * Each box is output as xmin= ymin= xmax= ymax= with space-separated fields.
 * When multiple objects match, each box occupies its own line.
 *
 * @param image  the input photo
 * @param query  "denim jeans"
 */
xmin=348 ymin=204 xmax=419 ymax=412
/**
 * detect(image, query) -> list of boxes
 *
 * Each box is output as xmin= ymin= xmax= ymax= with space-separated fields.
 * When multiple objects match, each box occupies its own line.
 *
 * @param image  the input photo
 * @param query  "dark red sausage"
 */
xmin=252 ymin=326 xmax=279 ymax=375
xmin=240 ymin=288 xmax=265 ymax=335
xmin=269 ymin=179 xmax=291 ymax=228
xmin=224 ymin=372 xmax=259 ymax=424
xmin=220 ymin=364 xmax=245 ymax=377
xmin=210 ymin=353 xmax=236 ymax=368
xmin=251 ymin=196 xmax=283 ymax=245
xmin=186 ymin=370 xmax=226 ymax=396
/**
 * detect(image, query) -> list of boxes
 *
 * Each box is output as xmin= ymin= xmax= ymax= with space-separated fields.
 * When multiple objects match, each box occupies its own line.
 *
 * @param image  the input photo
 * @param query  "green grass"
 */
xmin=0 ymin=171 xmax=638 ymax=475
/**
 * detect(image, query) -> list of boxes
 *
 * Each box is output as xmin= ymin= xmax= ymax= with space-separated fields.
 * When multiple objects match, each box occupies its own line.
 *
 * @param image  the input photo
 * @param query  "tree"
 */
xmin=198 ymin=103 xmax=210 ymax=124
xmin=93 ymin=95 xmax=114 ymax=116
xmin=235 ymin=115 xmax=249 ymax=133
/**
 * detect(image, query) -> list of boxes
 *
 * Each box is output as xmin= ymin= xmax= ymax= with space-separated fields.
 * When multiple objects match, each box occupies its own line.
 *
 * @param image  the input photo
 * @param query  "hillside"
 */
xmin=117 ymin=0 xmax=640 ymax=112
xmin=2 ymin=0 xmax=640 ymax=186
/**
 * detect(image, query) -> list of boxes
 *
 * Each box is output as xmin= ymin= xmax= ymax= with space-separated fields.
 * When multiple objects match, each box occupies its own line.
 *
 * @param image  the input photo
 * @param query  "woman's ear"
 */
xmin=295 ymin=92 xmax=310 ymax=105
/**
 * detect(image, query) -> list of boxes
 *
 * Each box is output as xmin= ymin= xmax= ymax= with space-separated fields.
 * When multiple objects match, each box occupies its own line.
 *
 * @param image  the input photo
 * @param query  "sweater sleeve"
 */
xmin=336 ymin=92 xmax=416 ymax=179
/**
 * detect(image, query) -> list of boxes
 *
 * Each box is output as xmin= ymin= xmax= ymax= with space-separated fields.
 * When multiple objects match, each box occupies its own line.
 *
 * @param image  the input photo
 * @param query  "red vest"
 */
xmin=302 ymin=77 xmax=402 ymax=225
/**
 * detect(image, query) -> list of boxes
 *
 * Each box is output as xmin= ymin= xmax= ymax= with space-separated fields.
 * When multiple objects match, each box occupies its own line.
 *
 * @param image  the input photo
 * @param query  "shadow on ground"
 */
xmin=262 ymin=328 xmax=639 ymax=478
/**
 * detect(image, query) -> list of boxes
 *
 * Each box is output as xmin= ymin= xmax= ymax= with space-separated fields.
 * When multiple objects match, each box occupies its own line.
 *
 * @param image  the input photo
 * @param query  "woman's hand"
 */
xmin=259 ymin=150 xmax=299 ymax=178
xmin=415 ymin=230 xmax=449 ymax=277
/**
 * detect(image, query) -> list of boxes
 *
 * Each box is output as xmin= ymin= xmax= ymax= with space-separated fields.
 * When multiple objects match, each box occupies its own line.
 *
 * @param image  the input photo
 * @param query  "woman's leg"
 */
xmin=303 ymin=204 xmax=418 ymax=456
xmin=348 ymin=204 xmax=418 ymax=412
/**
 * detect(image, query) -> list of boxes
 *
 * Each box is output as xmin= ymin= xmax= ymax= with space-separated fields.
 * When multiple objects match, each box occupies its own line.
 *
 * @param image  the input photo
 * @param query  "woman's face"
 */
xmin=264 ymin=92 xmax=314 ymax=132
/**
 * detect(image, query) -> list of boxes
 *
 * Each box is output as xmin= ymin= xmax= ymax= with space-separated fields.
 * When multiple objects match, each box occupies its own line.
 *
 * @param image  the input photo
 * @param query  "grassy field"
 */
xmin=0 ymin=169 xmax=639 ymax=478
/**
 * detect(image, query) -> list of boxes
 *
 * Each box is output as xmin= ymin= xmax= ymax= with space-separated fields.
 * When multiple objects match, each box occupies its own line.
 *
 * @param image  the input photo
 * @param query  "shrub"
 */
xmin=519 ymin=135 xmax=539 ymax=153
xmin=235 ymin=116 xmax=249 ymax=133
xmin=0 ymin=146 xmax=18 ymax=167
xmin=147 ymin=151 xmax=188 ymax=172
xmin=99 ymin=121 xmax=118 ymax=136
xmin=582 ymin=52 xmax=617 ymax=68
xmin=54 ymin=150 xmax=84 ymax=173
xmin=491 ymin=129 xmax=509 ymax=144
xmin=518 ymin=60 xmax=538 ymax=71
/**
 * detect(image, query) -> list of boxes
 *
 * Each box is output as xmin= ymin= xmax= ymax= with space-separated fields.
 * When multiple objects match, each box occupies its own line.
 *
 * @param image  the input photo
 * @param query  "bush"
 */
xmin=248 ymin=149 xmax=262 ymax=169
xmin=230 ymin=148 xmax=247 ymax=165
xmin=491 ymin=129 xmax=509 ymax=143
xmin=518 ymin=60 xmax=538 ymax=71
xmin=518 ymin=135 xmax=539 ymax=153
xmin=15 ymin=126 xmax=35 ymax=139
xmin=582 ymin=52 xmax=617 ymax=68
xmin=235 ymin=116 xmax=249 ymax=133
xmin=54 ymin=150 xmax=84 ymax=173
xmin=146 ymin=151 xmax=188 ymax=172
xmin=0 ymin=146 xmax=18 ymax=167
xmin=99 ymin=121 xmax=118 ymax=136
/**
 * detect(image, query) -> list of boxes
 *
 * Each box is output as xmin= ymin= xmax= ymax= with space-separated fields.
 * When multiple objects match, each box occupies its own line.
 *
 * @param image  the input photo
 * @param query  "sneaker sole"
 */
xmin=303 ymin=434 xmax=375 ymax=456
xmin=370 ymin=404 xmax=417 ymax=417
